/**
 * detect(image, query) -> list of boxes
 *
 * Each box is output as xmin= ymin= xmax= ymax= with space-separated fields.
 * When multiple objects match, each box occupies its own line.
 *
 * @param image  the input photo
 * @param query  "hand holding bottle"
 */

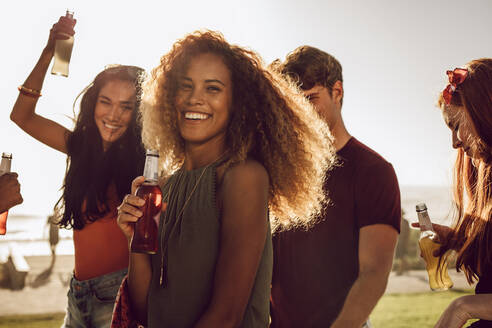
xmin=0 ymin=173 xmax=23 ymax=214
xmin=44 ymin=14 xmax=76 ymax=57
xmin=411 ymin=222 xmax=454 ymax=254
xmin=415 ymin=203 xmax=454 ymax=291
xmin=117 ymin=176 xmax=146 ymax=242
xmin=130 ymin=150 xmax=163 ymax=254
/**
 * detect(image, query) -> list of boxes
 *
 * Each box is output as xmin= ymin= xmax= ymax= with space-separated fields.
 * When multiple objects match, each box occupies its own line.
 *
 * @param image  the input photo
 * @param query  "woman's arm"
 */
xmin=127 ymin=252 xmax=152 ymax=325
xmin=194 ymin=160 xmax=270 ymax=328
xmin=435 ymin=294 xmax=492 ymax=328
xmin=10 ymin=16 xmax=75 ymax=154
xmin=117 ymin=176 xmax=152 ymax=325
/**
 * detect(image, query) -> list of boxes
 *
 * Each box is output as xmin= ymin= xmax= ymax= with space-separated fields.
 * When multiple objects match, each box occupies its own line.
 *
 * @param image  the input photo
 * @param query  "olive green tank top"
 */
xmin=148 ymin=161 xmax=272 ymax=328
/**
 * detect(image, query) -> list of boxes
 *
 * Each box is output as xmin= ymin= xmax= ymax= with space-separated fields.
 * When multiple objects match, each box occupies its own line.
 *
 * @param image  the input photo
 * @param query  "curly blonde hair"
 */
xmin=140 ymin=30 xmax=336 ymax=231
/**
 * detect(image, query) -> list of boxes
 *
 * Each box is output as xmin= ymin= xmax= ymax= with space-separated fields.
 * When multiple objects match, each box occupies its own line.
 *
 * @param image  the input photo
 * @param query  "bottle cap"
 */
xmin=146 ymin=149 xmax=159 ymax=157
xmin=416 ymin=203 xmax=427 ymax=212
xmin=1 ymin=153 xmax=12 ymax=159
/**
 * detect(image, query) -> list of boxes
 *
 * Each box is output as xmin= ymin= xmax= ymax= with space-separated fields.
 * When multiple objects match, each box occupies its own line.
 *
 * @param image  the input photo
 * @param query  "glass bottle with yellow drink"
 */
xmin=416 ymin=203 xmax=453 ymax=291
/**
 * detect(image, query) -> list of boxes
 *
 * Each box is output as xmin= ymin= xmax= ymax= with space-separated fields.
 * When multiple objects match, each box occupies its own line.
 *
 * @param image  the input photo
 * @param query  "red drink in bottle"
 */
xmin=131 ymin=150 xmax=162 ymax=254
xmin=0 ymin=211 xmax=8 ymax=235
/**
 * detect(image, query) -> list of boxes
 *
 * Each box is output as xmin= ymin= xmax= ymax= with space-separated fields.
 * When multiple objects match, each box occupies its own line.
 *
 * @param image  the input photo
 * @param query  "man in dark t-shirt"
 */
xmin=271 ymin=47 xmax=401 ymax=328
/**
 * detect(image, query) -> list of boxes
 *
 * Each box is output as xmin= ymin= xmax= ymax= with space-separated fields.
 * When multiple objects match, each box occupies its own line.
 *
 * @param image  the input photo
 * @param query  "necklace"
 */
xmin=164 ymin=152 xmax=227 ymax=219
xmin=166 ymin=166 xmax=207 ymax=220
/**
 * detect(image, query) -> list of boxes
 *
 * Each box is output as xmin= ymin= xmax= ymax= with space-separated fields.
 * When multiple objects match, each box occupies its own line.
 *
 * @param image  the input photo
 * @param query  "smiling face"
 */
xmin=93 ymin=79 xmax=136 ymax=151
xmin=175 ymin=53 xmax=233 ymax=148
xmin=441 ymin=103 xmax=478 ymax=158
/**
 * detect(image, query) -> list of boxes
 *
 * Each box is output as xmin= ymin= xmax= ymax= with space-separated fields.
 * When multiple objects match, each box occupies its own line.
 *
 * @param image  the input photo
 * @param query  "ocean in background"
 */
xmin=0 ymin=185 xmax=454 ymax=257
xmin=0 ymin=214 xmax=73 ymax=257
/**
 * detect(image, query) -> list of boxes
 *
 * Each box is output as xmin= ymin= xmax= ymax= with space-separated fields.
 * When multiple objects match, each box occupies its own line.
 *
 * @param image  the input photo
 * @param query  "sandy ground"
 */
xmin=0 ymin=255 xmax=476 ymax=316
xmin=0 ymin=255 xmax=74 ymax=316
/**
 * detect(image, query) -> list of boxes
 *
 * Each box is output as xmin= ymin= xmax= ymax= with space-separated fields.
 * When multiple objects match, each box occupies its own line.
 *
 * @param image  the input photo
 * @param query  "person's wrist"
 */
xmin=41 ymin=46 xmax=54 ymax=59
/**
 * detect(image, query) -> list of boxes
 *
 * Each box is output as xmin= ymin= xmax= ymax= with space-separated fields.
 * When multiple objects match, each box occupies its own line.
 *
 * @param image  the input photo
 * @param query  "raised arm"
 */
xmin=194 ymin=160 xmax=270 ymax=328
xmin=10 ymin=16 xmax=76 ymax=154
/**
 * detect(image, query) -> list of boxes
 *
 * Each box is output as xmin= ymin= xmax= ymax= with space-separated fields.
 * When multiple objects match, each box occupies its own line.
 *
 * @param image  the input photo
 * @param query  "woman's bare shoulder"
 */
xmin=221 ymin=159 xmax=268 ymax=188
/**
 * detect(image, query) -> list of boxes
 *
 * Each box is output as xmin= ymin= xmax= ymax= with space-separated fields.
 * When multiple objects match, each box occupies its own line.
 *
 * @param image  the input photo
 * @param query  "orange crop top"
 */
xmin=73 ymin=184 xmax=129 ymax=281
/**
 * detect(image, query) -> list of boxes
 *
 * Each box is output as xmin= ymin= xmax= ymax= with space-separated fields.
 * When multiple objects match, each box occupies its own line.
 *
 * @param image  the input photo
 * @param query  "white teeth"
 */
xmin=184 ymin=112 xmax=209 ymax=120
xmin=104 ymin=123 xmax=120 ymax=130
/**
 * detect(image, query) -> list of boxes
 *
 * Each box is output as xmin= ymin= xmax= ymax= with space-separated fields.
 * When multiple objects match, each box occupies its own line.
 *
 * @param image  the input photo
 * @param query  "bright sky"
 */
xmin=1 ymin=0 xmax=491 ymax=216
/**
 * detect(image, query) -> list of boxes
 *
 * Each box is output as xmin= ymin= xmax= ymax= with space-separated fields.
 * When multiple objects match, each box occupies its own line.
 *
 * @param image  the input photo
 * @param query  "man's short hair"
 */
xmin=278 ymin=46 xmax=343 ymax=103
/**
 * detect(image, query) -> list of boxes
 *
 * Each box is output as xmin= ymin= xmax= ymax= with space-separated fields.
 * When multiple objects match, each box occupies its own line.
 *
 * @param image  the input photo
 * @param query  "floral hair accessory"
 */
xmin=443 ymin=67 xmax=468 ymax=105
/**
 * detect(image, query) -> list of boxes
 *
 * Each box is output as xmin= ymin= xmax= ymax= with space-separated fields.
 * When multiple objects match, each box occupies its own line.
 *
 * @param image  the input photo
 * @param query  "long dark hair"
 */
xmin=56 ymin=65 xmax=146 ymax=229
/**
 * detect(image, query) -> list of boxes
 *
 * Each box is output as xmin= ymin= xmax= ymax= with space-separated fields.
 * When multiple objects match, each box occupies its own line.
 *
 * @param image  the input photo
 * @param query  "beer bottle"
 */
xmin=0 ymin=153 xmax=13 ymax=235
xmin=131 ymin=150 xmax=163 ymax=254
xmin=51 ymin=10 xmax=75 ymax=77
xmin=416 ymin=203 xmax=453 ymax=291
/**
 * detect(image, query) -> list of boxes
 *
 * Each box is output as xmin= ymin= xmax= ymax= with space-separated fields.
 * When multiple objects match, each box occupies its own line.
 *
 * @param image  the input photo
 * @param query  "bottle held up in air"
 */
xmin=131 ymin=150 xmax=163 ymax=254
xmin=51 ymin=10 xmax=75 ymax=77
xmin=0 ymin=153 xmax=13 ymax=235
xmin=416 ymin=203 xmax=453 ymax=291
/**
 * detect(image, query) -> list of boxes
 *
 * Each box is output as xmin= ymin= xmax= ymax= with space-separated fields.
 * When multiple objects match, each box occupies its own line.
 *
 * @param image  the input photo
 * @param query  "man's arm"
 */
xmin=330 ymin=224 xmax=398 ymax=328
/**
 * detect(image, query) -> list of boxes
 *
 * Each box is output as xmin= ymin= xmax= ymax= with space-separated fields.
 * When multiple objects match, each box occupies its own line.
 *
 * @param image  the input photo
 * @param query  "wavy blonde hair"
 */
xmin=140 ymin=30 xmax=336 ymax=231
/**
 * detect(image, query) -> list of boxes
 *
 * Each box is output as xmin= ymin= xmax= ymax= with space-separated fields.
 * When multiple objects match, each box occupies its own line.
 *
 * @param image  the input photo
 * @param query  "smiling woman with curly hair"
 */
xmin=116 ymin=30 xmax=335 ymax=328
xmin=141 ymin=31 xmax=336 ymax=229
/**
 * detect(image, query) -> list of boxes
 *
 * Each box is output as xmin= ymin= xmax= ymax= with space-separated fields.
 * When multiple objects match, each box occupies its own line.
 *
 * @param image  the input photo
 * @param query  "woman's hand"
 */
xmin=411 ymin=222 xmax=453 ymax=242
xmin=117 ymin=176 xmax=145 ymax=242
xmin=434 ymin=296 xmax=473 ymax=328
xmin=44 ymin=15 xmax=77 ymax=56
xmin=411 ymin=222 xmax=454 ymax=254
xmin=411 ymin=222 xmax=453 ymax=256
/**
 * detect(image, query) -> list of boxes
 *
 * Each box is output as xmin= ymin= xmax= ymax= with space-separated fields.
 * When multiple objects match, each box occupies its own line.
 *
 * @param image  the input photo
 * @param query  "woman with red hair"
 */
xmin=424 ymin=59 xmax=492 ymax=328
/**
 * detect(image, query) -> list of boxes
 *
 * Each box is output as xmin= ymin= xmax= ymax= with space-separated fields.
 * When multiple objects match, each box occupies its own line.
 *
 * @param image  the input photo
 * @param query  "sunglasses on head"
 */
xmin=442 ymin=68 xmax=468 ymax=105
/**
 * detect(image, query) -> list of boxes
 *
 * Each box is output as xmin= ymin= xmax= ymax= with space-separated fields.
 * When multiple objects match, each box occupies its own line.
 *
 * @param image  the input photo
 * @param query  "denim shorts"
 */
xmin=61 ymin=268 xmax=127 ymax=328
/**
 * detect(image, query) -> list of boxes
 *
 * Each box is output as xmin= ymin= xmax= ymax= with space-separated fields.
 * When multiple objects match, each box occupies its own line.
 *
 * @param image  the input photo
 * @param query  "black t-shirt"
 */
xmin=270 ymin=137 xmax=401 ymax=328
xmin=470 ymin=265 xmax=492 ymax=327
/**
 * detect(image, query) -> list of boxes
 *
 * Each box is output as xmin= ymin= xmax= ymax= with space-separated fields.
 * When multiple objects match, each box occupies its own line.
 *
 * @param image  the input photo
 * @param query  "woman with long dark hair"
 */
xmin=115 ymin=30 xmax=336 ymax=327
xmin=415 ymin=59 xmax=492 ymax=328
xmin=10 ymin=16 xmax=145 ymax=327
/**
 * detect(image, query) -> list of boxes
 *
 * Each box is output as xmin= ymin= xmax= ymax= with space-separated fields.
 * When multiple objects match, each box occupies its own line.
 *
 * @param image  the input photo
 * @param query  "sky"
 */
xmin=1 ymin=0 xmax=491 ymax=216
